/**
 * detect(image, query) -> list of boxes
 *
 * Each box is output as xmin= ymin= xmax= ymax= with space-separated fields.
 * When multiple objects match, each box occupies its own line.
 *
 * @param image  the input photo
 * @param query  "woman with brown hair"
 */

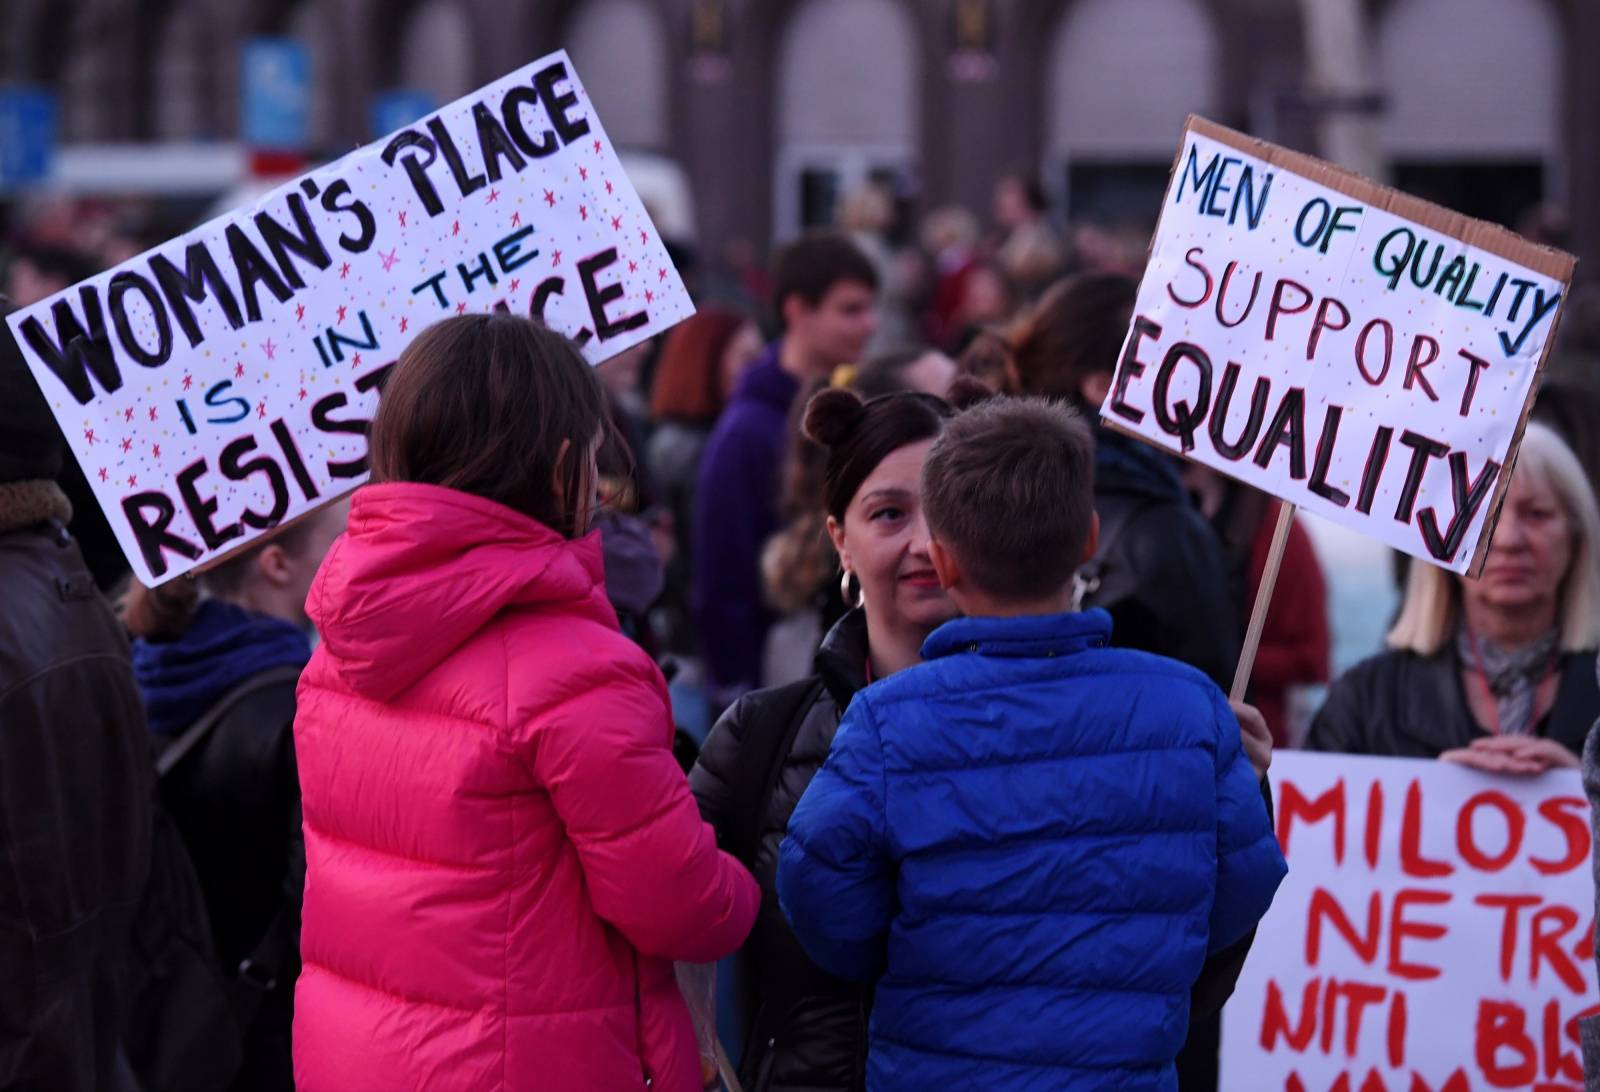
xmin=290 ymin=314 xmax=757 ymax=1092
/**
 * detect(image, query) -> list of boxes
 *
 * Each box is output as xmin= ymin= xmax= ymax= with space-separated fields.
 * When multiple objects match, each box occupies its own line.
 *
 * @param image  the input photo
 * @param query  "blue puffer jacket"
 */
xmin=777 ymin=609 xmax=1287 ymax=1091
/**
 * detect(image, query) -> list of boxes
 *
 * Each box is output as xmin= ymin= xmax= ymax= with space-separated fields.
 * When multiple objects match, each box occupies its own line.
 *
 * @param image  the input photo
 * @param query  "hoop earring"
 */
xmin=840 ymin=569 xmax=864 ymax=610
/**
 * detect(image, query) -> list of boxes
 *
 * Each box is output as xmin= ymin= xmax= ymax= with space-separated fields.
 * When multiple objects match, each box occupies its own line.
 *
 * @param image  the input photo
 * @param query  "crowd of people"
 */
xmin=3 ymin=173 xmax=1600 ymax=1092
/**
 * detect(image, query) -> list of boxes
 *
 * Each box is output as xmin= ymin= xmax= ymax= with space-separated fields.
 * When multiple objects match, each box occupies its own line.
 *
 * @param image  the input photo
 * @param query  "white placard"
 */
xmin=1221 ymin=751 xmax=1597 ymax=1091
xmin=1104 ymin=118 xmax=1574 ymax=576
xmin=5 ymin=50 xmax=694 ymax=586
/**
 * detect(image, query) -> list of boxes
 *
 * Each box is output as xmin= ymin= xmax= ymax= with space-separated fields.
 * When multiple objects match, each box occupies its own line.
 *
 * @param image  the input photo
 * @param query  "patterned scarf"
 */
xmin=1456 ymin=624 xmax=1559 ymax=736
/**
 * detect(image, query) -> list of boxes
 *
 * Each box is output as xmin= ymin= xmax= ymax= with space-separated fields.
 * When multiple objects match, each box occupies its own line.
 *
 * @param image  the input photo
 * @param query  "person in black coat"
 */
xmin=123 ymin=502 xmax=347 ymax=1092
xmin=1008 ymin=272 xmax=1240 ymax=690
xmin=1311 ymin=422 xmax=1600 ymax=767
xmin=0 ymin=304 xmax=151 ymax=1092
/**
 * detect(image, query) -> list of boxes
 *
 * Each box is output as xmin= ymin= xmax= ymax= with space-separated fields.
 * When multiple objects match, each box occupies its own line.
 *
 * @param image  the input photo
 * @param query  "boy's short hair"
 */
xmin=773 ymin=232 xmax=879 ymax=320
xmin=922 ymin=397 xmax=1096 ymax=602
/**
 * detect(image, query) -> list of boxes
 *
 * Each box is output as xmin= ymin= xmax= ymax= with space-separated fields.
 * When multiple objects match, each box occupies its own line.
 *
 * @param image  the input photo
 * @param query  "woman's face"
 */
xmin=1460 ymin=465 xmax=1574 ymax=619
xmin=719 ymin=322 xmax=764 ymax=401
xmin=829 ymin=439 xmax=957 ymax=635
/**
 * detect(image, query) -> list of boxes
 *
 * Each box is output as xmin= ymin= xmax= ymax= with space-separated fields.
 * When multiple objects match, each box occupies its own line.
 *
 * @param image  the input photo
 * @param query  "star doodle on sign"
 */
xmin=511 ymin=211 xmax=521 ymax=226
xmin=296 ymin=303 xmax=306 ymax=321
xmin=456 ymin=302 xmax=467 ymax=315
xmin=257 ymin=401 xmax=266 ymax=419
xmin=182 ymin=374 xmax=193 ymax=390
xmin=351 ymin=352 xmax=362 ymax=367
xmin=399 ymin=316 xmax=409 ymax=333
xmin=235 ymin=362 xmax=245 ymax=378
xmin=485 ymin=188 xmax=499 ymax=204
xmin=552 ymin=250 xmax=562 ymax=267
xmin=398 ymin=211 xmax=408 ymax=227
xmin=298 ymin=388 xmax=307 ymax=401
xmin=639 ymin=229 xmax=648 ymax=245
xmin=452 ymin=220 xmax=461 ymax=236
xmin=152 ymin=443 xmax=161 ymax=458
xmin=83 ymin=428 xmax=95 ymax=445
xmin=97 ymin=468 xmax=107 ymax=482
xmin=658 ymin=268 xmax=668 ymax=282
xmin=628 ymin=261 xmax=637 ymax=274
xmin=262 ymin=338 xmax=277 ymax=360
xmin=380 ymin=248 xmax=399 ymax=272
xmin=645 ymin=289 xmax=654 ymax=304
xmin=122 ymin=407 xmax=132 ymax=422
xmin=605 ymin=180 xmax=613 ymax=195
xmin=510 ymin=278 xmax=520 ymax=293
xmin=544 ymin=189 xmax=556 ymax=207
xmin=579 ymin=205 xmax=588 ymax=221
xmin=148 ymin=406 xmax=158 ymax=421
xmin=579 ymin=166 xmax=588 ymax=182
xmin=336 ymin=305 xmax=348 ymax=323
xmin=340 ymin=262 xmax=351 ymax=279
xmin=593 ymin=139 xmax=602 ymax=153
xmin=120 ymin=438 xmax=132 ymax=453
xmin=611 ymin=216 xmax=622 ymax=231
xmin=127 ymin=474 xmax=137 ymax=487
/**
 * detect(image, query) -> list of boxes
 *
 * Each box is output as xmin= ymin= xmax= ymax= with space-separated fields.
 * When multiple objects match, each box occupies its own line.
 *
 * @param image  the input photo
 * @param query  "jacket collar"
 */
xmin=814 ymin=607 xmax=870 ymax=709
xmin=729 ymin=342 xmax=800 ymax=413
xmin=922 ymin=608 xmax=1112 ymax=662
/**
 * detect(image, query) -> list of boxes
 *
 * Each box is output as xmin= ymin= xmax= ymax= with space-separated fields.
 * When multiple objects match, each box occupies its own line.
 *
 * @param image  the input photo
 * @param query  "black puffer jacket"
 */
xmin=691 ymin=610 xmax=872 ymax=1092
xmin=1308 ymin=644 xmax=1598 ymax=758
xmin=1082 ymin=426 xmax=1240 ymax=690
xmin=0 ymin=518 xmax=151 ymax=1092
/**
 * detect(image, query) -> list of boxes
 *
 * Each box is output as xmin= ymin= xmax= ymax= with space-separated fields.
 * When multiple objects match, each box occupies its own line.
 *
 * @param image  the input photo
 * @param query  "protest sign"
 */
xmin=1221 ymin=752 xmax=1599 ymax=1091
xmin=1103 ymin=118 xmax=1575 ymax=579
xmin=5 ymin=50 xmax=694 ymax=587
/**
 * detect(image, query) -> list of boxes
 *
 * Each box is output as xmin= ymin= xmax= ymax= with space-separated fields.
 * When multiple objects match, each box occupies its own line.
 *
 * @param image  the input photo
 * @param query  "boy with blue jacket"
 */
xmin=777 ymin=397 xmax=1287 ymax=1090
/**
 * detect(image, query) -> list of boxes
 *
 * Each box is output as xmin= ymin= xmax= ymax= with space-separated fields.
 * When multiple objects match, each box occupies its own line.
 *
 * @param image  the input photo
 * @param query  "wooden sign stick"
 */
xmin=1230 ymin=501 xmax=1297 ymax=703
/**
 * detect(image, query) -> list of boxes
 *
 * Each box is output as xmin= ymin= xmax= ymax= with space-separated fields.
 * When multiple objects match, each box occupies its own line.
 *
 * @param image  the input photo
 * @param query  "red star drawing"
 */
xmin=592 ymin=139 xmax=602 ymax=153
xmin=121 ymin=407 xmax=132 ymax=422
xmin=380 ymin=248 xmax=399 ymax=272
xmin=579 ymin=205 xmax=588 ymax=221
xmin=257 ymin=401 xmax=266 ymax=419
xmin=605 ymin=181 xmax=613 ymax=195
xmin=235 ymin=362 xmax=245 ymax=378
xmin=456 ymin=302 xmax=467 ymax=315
xmin=399 ymin=316 xmax=409 ymax=333
xmin=611 ymin=216 xmax=622 ymax=231
xmin=262 ymin=338 xmax=277 ymax=360
xmin=148 ymin=406 xmax=158 ymax=421
xmin=120 ymin=438 xmax=132 ymax=453
xmin=298 ymin=388 xmax=307 ymax=401
xmin=510 ymin=278 xmax=520 ymax=293
xmin=628 ymin=261 xmax=637 ymax=274
xmin=398 ymin=211 xmax=408 ymax=227
xmin=552 ymin=250 xmax=562 ymax=267
xmin=658 ymin=268 xmax=668 ymax=282
xmin=127 ymin=474 xmax=137 ymax=487
xmin=511 ymin=211 xmax=521 ymax=226
xmin=639 ymin=229 xmax=649 ymax=245
xmin=485 ymin=188 xmax=499 ymax=204
xmin=151 ymin=443 xmax=161 ymax=458
xmin=296 ymin=303 xmax=306 ymax=321
xmin=645 ymin=289 xmax=654 ymax=304
xmin=84 ymin=428 xmax=96 ymax=445
xmin=452 ymin=220 xmax=461 ymax=236
xmin=544 ymin=189 xmax=556 ymax=207
xmin=336 ymin=305 xmax=348 ymax=323
xmin=351 ymin=352 xmax=362 ymax=367
xmin=339 ymin=262 xmax=351 ymax=279
xmin=182 ymin=374 xmax=193 ymax=391
xmin=97 ymin=468 xmax=107 ymax=482
xmin=579 ymin=166 xmax=588 ymax=182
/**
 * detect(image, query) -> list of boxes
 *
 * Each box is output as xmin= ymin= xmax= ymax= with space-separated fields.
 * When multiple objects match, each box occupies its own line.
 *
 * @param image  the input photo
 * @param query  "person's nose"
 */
xmin=1491 ymin=509 xmax=1530 ymax=553
xmin=906 ymin=510 xmax=933 ymax=559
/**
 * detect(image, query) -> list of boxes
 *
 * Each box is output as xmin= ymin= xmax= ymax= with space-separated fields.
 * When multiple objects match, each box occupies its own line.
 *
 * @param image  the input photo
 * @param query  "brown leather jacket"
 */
xmin=0 ymin=516 xmax=152 ymax=1092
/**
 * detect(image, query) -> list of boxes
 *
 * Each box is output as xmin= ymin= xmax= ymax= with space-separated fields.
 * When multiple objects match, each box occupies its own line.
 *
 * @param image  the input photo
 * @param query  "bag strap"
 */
xmin=726 ymin=677 xmax=824 ymax=871
xmin=156 ymin=665 xmax=305 ymax=779
xmin=1072 ymin=495 xmax=1162 ymax=609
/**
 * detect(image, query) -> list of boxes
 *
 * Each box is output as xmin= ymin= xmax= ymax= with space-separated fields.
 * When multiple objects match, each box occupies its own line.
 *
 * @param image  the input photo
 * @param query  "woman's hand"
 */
xmin=1439 ymin=735 xmax=1580 ymax=776
xmin=1230 ymin=700 xmax=1273 ymax=782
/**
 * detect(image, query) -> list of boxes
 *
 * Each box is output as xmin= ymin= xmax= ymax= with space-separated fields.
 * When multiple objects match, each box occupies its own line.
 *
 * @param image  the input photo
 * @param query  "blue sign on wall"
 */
xmin=0 ymin=87 xmax=57 ymax=189
xmin=242 ymin=38 xmax=311 ymax=151
xmin=370 ymin=90 xmax=437 ymax=140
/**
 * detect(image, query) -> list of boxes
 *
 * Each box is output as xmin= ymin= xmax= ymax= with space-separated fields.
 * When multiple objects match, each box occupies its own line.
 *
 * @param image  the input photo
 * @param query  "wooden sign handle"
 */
xmin=1231 ymin=501 xmax=1297 ymax=704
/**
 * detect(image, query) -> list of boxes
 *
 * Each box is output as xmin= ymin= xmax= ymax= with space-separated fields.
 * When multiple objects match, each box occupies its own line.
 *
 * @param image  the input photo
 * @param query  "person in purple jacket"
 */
xmin=694 ymin=233 xmax=879 ymax=706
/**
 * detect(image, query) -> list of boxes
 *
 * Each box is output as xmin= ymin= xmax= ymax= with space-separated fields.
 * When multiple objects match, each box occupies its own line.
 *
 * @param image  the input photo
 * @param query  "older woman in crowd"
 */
xmin=1310 ymin=422 xmax=1600 ymax=768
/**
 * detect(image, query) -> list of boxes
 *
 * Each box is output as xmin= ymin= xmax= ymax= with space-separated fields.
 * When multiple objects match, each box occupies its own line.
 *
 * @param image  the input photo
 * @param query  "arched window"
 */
xmin=1046 ymin=0 xmax=1218 ymax=225
xmin=565 ymin=0 xmax=669 ymax=151
xmin=154 ymin=1 xmax=205 ymax=141
xmin=775 ymin=0 xmax=920 ymax=235
xmin=397 ymin=0 xmax=476 ymax=110
xmin=1378 ymin=0 xmax=1561 ymax=226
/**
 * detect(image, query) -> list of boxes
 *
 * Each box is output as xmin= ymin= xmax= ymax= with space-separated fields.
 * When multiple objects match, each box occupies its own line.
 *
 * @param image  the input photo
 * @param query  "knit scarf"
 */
xmin=0 ymin=480 xmax=72 ymax=534
xmin=1456 ymin=624 xmax=1559 ymax=736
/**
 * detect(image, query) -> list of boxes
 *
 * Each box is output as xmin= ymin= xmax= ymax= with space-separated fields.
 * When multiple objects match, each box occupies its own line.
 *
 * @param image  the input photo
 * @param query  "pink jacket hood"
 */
xmin=308 ymin=482 xmax=615 ymax=702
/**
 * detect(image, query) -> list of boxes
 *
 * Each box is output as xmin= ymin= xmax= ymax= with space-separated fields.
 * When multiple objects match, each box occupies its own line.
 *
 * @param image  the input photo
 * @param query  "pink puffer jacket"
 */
xmin=292 ymin=483 xmax=758 ymax=1092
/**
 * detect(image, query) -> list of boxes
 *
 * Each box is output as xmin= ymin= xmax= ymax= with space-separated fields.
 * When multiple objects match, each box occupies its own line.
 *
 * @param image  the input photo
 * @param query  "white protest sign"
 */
xmin=1222 ymin=751 xmax=1598 ymax=1091
xmin=5 ymin=50 xmax=694 ymax=586
xmin=1103 ymin=117 xmax=1575 ymax=576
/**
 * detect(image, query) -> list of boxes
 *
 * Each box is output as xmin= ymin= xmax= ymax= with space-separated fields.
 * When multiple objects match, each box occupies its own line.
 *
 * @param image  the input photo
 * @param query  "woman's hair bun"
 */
xmin=945 ymin=375 xmax=997 ymax=411
xmin=803 ymin=387 xmax=867 ymax=447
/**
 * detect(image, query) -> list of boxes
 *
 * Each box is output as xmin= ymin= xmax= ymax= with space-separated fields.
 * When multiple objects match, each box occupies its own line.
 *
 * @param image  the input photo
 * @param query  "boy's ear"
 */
xmin=928 ymin=538 xmax=960 ymax=591
xmin=1080 ymin=511 xmax=1101 ymax=566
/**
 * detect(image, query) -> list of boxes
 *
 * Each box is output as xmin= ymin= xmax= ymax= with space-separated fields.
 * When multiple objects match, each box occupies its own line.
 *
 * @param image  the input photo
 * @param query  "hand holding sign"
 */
xmin=4 ymin=51 xmax=695 ymax=587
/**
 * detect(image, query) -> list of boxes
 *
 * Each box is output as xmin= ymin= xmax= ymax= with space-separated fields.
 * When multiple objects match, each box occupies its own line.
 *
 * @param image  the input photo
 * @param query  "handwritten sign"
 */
xmin=4 ymin=50 xmax=694 ymax=586
xmin=1103 ymin=117 xmax=1575 ymax=576
xmin=1221 ymin=752 xmax=1598 ymax=1091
